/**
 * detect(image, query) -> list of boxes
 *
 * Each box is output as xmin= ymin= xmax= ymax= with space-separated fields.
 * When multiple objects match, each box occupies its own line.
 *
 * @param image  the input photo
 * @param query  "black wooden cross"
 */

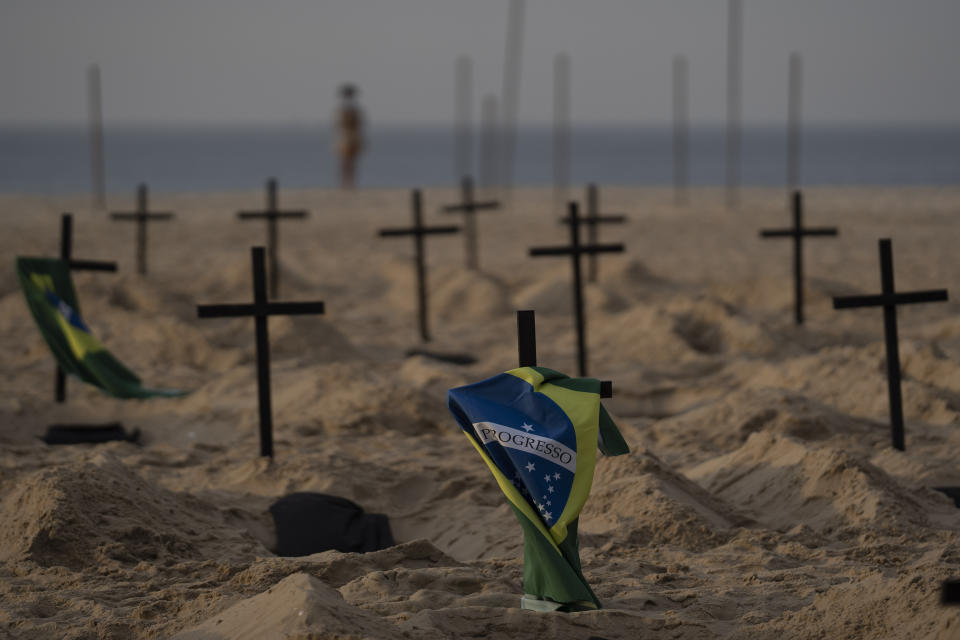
xmin=109 ymin=184 xmax=174 ymax=275
xmin=833 ymin=238 xmax=948 ymax=451
xmin=441 ymin=175 xmax=500 ymax=270
xmin=237 ymin=178 xmax=309 ymax=299
xmin=562 ymin=183 xmax=628 ymax=283
xmin=55 ymin=213 xmax=117 ymax=402
xmin=759 ymin=191 xmax=838 ymax=325
xmin=196 ymin=246 xmax=325 ymax=458
xmin=517 ymin=310 xmax=612 ymax=397
xmin=378 ymin=189 xmax=460 ymax=342
xmin=530 ymin=202 xmax=624 ymax=377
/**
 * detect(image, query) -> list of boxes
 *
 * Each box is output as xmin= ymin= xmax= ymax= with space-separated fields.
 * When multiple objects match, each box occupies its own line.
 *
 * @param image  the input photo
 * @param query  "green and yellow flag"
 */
xmin=447 ymin=366 xmax=628 ymax=611
xmin=16 ymin=257 xmax=185 ymax=399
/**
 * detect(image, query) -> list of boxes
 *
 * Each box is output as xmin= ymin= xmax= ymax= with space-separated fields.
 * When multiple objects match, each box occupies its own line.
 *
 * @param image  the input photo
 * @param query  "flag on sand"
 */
xmin=447 ymin=366 xmax=628 ymax=611
xmin=16 ymin=257 xmax=185 ymax=399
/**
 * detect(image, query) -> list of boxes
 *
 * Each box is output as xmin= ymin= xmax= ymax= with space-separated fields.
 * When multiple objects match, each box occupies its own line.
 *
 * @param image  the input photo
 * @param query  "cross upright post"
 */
xmin=109 ymin=184 xmax=175 ymax=275
xmin=441 ymin=175 xmax=500 ymax=270
xmin=833 ymin=238 xmax=948 ymax=451
xmin=379 ymin=189 xmax=460 ymax=342
xmin=516 ymin=309 xmax=612 ymax=397
xmin=237 ymin=178 xmax=309 ymax=299
xmin=197 ymin=247 xmax=325 ymax=458
xmin=564 ymin=184 xmax=627 ymax=283
xmin=530 ymin=202 xmax=624 ymax=377
xmin=759 ymin=191 xmax=838 ymax=324
xmin=55 ymin=213 xmax=118 ymax=402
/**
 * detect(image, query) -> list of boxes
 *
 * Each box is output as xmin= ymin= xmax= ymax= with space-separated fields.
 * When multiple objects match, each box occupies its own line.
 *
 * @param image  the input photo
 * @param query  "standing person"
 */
xmin=335 ymin=84 xmax=365 ymax=189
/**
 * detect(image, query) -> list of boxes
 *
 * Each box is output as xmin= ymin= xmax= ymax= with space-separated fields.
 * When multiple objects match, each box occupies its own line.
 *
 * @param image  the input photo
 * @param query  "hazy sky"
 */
xmin=2 ymin=0 xmax=959 ymax=127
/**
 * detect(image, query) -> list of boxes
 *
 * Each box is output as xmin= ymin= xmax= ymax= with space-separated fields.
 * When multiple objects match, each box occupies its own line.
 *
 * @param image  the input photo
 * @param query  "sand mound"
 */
xmin=0 ymin=452 xmax=267 ymax=569
xmin=270 ymin=315 xmax=364 ymax=362
xmin=433 ymin=269 xmax=511 ymax=322
xmin=513 ymin=271 xmax=629 ymax=315
xmin=582 ymin=449 xmax=748 ymax=550
xmin=270 ymin=361 xmax=451 ymax=437
xmin=755 ymin=569 xmax=959 ymax=640
xmin=687 ymin=432 xmax=954 ymax=535
xmin=594 ymin=296 xmax=779 ymax=365
xmin=739 ymin=342 xmax=960 ymax=426
xmin=644 ymin=387 xmax=886 ymax=469
xmin=173 ymin=572 xmax=397 ymax=640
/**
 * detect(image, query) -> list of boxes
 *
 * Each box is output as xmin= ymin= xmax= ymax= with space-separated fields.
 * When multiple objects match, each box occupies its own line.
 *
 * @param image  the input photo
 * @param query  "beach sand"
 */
xmin=1 ymin=186 xmax=959 ymax=639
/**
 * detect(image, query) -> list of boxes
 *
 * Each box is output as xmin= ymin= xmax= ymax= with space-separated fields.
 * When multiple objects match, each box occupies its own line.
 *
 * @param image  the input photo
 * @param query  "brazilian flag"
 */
xmin=16 ymin=257 xmax=185 ymax=399
xmin=447 ymin=366 xmax=628 ymax=611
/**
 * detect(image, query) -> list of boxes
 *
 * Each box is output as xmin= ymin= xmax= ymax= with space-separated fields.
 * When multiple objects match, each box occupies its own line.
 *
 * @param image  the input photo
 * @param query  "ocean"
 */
xmin=2 ymin=124 xmax=958 ymax=195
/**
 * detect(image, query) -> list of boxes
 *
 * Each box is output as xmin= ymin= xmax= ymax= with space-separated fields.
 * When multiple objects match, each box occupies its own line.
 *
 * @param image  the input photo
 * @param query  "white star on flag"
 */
xmin=525 ymin=462 xmax=535 ymax=472
xmin=537 ymin=503 xmax=545 ymax=511
xmin=544 ymin=474 xmax=551 ymax=482
xmin=544 ymin=511 xmax=552 ymax=520
xmin=547 ymin=485 xmax=554 ymax=493
xmin=553 ymin=472 xmax=561 ymax=480
xmin=546 ymin=500 xmax=551 ymax=506
xmin=521 ymin=423 xmax=534 ymax=432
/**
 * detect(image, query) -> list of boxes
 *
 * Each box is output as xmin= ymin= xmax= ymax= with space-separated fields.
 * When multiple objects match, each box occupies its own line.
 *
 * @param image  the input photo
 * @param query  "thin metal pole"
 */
xmin=726 ymin=0 xmax=742 ymax=209
xmin=586 ymin=184 xmax=599 ymax=283
xmin=462 ymin=176 xmax=478 ymax=270
xmin=673 ymin=54 xmax=689 ymax=205
xmin=88 ymin=64 xmax=106 ymax=210
xmin=455 ymin=56 xmax=473 ymax=185
xmin=787 ymin=53 xmax=803 ymax=192
xmin=267 ymin=179 xmax=279 ymax=298
xmin=500 ymin=0 xmax=525 ymax=196
xmin=479 ymin=95 xmax=500 ymax=194
xmin=136 ymin=184 xmax=148 ymax=275
xmin=553 ymin=53 xmax=571 ymax=220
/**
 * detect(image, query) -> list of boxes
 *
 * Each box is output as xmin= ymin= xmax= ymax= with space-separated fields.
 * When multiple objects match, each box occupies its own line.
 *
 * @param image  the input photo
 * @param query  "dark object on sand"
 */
xmin=934 ymin=487 xmax=960 ymax=508
xmin=270 ymin=492 xmax=394 ymax=557
xmin=942 ymin=579 xmax=960 ymax=604
xmin=405 ymin=347 xmax=476 ymax=365
xmin=42 ymin=422 xmax=140 ymax=445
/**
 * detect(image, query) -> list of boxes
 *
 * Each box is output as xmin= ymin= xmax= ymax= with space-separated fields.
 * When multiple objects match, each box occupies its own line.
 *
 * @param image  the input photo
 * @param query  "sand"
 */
xmin=1 ymin=185 xmax=959 ymax=639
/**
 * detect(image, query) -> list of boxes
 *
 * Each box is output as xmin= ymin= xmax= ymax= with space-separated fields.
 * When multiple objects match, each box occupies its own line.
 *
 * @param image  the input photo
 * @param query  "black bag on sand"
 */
xmin=42 ymin=423 xmax=140 ymax=445
xmin=269 ymin=492 xmax=395 ymax=557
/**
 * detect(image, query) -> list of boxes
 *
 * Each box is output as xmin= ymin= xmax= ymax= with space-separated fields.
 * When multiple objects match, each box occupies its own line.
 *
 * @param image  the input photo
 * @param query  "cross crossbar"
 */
xmin=530 ymin=243 xmax=624 ymax=257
